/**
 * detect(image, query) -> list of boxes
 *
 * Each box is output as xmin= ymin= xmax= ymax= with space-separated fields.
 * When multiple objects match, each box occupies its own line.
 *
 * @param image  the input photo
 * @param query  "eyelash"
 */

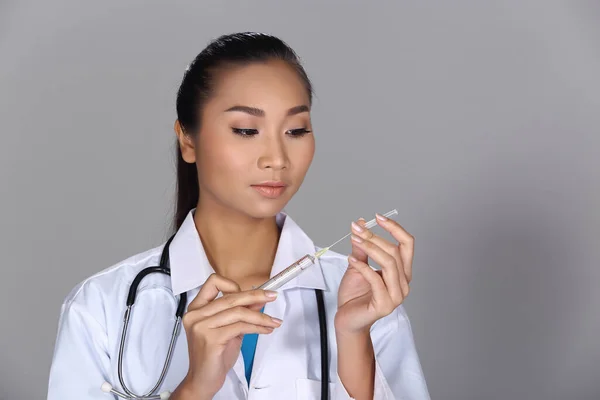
xmin=231 ymin=128 xmax=312 ymax=138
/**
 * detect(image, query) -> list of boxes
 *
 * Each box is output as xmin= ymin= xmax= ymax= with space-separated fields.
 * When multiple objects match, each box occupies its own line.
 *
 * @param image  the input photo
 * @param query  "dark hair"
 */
xmin=172 ymin=32 xmax=313 ymax=232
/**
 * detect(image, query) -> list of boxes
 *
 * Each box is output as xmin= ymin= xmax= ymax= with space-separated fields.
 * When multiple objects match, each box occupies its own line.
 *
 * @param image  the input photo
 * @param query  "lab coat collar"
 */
xmin=169 ymin=209 xmax=327 ymax=296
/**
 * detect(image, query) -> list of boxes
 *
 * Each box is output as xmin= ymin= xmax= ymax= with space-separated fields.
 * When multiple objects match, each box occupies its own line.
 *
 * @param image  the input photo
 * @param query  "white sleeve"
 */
xmin=332 ymin=305 xmax=431 ymax=400
xmin=47 ymin=299 xmax=113 ymax=400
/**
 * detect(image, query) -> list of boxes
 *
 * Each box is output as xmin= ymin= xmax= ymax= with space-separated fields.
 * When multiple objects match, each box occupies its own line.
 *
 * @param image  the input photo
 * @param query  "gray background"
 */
xmin=1 ymin=1 xmax=599 ymax=399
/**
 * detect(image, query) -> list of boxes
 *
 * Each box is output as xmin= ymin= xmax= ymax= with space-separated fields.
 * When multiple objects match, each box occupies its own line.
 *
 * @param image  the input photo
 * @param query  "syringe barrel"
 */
xmin=257 ymin=254 xmax=316 ymax=291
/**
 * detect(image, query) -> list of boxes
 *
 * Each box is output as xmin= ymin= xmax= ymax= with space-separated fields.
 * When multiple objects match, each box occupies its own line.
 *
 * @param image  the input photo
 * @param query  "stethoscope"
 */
xmin=101 ymin=234 xmax=329 ymax=400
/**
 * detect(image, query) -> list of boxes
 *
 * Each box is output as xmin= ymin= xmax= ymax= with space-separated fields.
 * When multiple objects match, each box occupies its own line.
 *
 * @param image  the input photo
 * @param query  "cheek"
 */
xmin=292 ymin=138 xmax=315 ymax=173
xmin=197 ymin=136 xmax=252 ymax=182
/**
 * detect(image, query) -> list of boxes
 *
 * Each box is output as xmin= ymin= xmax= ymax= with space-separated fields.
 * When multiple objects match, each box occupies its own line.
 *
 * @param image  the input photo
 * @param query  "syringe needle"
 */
xmin=313 ymin=234 xmax=349 ymax=258
xmin=258 ymin=209 xmax=398 ymax=290
xmin=324 ymin=233 xmax=351 ymax=251
xmin=313 ymin=209 xmax=398 ymax=259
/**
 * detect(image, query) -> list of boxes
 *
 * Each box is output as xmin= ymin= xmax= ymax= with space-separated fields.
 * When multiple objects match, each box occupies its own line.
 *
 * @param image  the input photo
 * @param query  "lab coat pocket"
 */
xmin=295 ymin=378 xmax=335 ymax=399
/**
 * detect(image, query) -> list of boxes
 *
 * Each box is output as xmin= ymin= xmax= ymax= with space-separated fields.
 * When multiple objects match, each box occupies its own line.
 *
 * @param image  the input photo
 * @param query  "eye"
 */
xmin=232 ymin=128 xmax=259 ymax=137
xmin=286 ymin=128 xmax=312 ymax=137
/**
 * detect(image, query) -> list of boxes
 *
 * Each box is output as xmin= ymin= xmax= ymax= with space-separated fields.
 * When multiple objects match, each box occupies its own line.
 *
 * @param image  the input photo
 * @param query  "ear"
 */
xmin=174 ymin=120 xmax=196 ymax=163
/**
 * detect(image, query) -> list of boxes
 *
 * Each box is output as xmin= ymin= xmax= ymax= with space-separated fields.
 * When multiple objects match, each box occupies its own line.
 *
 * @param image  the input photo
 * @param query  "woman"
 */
xmin=47 ymin=32 xmax=430 ymax=400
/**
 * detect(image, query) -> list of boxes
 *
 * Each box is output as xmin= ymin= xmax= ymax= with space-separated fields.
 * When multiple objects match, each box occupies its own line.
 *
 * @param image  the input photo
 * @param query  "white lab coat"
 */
xmin=47 ymin=210 xmax=430 ymax=399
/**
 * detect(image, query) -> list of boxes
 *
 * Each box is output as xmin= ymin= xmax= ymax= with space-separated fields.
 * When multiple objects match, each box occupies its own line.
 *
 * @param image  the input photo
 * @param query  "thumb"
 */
xmin=350 ymin=218 xmax=369 ymax=264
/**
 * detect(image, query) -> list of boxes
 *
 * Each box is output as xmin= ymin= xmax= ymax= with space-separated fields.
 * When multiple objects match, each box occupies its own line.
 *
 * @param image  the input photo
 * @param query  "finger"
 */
xmin=352 ymin=223 xmax=403 ymax=270
xmin=368 ymin=235 xmax=410 ymax=294
xmin=357 ymin=218 xmax=368 ymax=228
xmin=350 ymin=234 xmax=403 ymax=303
xmin=352 ymin=225 xmax=401 ymax=265
xmin=348 ymin=256 xmax=396 ymax=315
xmin=189 ymin=274 xmax=241 ymax=310
xmin=375 ymin=214 xmax=415 ymax=282
xmin=248 ymin=302 xmax=267 ymax=311
xmin=204 ymin=306 xmax=282 ymax=329
xmin=350 ymin=218 xmax=369 ymax=264
xmin=193 ymin=289 xmax=278 ymax=319
xmin=216 ymin=322 xmax=275 ymax=342
xmin=381 ymin=266 xmax=410 ymax=302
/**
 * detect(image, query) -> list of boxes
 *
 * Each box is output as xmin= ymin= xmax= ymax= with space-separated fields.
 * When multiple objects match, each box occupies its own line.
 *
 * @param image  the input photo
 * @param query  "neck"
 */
xmin=193 ymin=199 xmax=280 ymax=288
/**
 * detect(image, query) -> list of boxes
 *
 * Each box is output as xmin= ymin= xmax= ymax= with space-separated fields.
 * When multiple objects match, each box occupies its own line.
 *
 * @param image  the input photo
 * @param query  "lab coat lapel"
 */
xmin=232 ymin=353 xmax=247 ymax=390
xmin=169 ymin=210 xmax=216 ymax=297
xmin=169 ymin=210 xmax=327 ymax=390
xmin=249 ymin=214 xmax=307 ymax=387
xmin=229 ymin=214 xmax=296 ymax=389
xmin=249 ymin=271 xmax=288 ymax=387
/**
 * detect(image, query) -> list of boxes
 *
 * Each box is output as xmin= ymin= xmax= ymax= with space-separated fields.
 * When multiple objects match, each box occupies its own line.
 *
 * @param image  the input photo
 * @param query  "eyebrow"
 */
xmin=224 ymin=104 xmax=310 ymax=117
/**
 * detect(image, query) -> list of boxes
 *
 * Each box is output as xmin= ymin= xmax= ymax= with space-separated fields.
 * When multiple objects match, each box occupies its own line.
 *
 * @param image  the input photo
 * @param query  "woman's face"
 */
xmin=177 ymin=59 xmax=315 ymax=219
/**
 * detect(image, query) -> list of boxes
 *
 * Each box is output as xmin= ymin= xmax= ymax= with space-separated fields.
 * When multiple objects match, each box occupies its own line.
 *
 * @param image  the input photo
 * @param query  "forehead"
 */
xmin=208 ymin=60 xmax=311 ymax=111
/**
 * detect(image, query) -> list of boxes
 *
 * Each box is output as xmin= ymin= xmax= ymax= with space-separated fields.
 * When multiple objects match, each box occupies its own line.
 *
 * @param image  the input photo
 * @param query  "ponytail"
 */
xmin=173 ymin=144 xmax=199 ymax=232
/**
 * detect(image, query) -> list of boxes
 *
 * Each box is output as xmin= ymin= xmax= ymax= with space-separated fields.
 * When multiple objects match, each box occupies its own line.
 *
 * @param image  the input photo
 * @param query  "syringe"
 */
xmin=256 ymin=209 xmax=398 ymax=291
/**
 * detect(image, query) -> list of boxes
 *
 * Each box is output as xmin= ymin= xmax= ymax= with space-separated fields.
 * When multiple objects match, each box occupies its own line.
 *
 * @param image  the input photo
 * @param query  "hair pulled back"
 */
xmin=173 ymin=32 xmax=313 ymax=231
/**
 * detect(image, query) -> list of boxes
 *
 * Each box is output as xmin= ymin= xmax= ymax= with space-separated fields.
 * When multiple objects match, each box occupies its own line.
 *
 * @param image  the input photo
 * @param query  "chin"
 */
xmin=237 ymin=191 xmax=293 ymax=219
xmin=246 ymin=201 xmax=288 ymax=219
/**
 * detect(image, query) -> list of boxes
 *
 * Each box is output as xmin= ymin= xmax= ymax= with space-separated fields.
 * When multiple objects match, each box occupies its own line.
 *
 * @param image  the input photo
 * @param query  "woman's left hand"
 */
xmin=335 ymin=213 xmax=415 ymax=335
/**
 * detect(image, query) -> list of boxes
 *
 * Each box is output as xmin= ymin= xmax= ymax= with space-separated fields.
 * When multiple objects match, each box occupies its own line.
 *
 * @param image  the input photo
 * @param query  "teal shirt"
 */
xmin=240 ymin=307 xmax=264 ymax=385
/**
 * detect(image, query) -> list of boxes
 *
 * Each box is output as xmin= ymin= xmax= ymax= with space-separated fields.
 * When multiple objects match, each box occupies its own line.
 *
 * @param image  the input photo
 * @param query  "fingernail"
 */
xmin=265 ymin=291 xmax=278 ymax=298
xmin=351 ymin=234 xmax=363 ymax=243
xmin=351 ymin=221 xmax=364 ymax=233
xmin=376 ymin=213 xmax=388 ymax=221
xmin=271 ymin=317 xmax=283 ymax=325
xmin=349 ymin=256 xmax=358 ymax=263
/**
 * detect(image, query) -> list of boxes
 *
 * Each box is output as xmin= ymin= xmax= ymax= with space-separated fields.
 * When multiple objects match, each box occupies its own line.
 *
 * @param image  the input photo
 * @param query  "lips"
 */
xmin=251 ymin=182 xmax=287 ymax=199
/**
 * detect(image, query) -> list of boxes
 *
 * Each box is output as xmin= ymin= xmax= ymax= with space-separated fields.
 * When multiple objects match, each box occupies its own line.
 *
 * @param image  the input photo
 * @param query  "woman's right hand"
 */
xmin=171 ymin=273 xmax=282 ymax=399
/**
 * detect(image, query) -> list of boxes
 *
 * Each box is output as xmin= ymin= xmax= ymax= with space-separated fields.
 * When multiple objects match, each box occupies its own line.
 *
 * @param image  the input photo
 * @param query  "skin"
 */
xmin=177 ymin=59 xmax=315 ymax=290
xmin=169 ymin=59 xmax=415 ymax=400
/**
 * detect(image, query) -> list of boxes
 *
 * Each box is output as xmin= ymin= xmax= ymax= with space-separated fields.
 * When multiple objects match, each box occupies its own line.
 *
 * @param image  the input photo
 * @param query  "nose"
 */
xmin=257 ymin=135 xmax=289 ymax=170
